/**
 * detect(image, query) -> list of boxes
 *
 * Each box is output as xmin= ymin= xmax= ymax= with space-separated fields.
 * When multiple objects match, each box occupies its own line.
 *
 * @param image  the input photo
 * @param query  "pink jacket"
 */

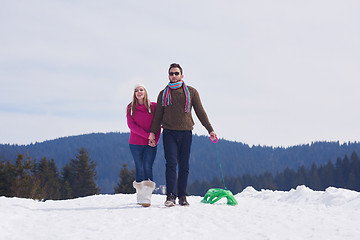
xmin=127 ymin=102 xmax=161 ymax=145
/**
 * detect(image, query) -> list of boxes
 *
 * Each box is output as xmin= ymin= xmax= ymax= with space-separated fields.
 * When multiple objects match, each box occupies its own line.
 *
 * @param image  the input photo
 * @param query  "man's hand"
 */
xmin=210 ymin=131 xmax=217 ymax=141
xmin=148 ymin=132 xmax=156 ymax=147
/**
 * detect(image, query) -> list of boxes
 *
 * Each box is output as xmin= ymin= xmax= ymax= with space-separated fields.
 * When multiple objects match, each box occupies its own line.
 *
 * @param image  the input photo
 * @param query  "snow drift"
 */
xmin=1 ymin=186 xmax=359 ymax=240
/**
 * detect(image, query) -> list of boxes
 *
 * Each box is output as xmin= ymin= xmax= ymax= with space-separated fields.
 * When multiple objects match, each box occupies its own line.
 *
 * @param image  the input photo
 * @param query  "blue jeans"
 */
xmin=163 ymin=129 xmax=192 ymax=197
xmin=129 ymin=144 xmax=157 ymax=182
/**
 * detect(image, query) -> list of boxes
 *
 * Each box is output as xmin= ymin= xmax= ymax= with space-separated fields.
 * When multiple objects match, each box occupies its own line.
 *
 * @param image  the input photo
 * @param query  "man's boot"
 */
xmin=178 ymin=195 xmax=190 ymax=206
xmin=164 ymin=193 xmax=176 ymax=207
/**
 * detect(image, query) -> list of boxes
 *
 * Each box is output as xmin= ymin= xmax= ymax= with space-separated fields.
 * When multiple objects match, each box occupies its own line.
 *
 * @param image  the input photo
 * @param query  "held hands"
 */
xmin=148 ymin=132 xmax=156 ymax=147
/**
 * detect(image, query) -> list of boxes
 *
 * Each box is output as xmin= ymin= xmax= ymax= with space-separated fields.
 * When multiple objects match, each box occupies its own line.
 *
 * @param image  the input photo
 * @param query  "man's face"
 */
xmin=168 ymin=67 xmax=183 ymax=83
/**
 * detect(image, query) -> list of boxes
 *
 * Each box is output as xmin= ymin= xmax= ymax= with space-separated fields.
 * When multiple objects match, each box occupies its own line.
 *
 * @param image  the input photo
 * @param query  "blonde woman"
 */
xmin=126 ymin=84 xmax=160 ymax=207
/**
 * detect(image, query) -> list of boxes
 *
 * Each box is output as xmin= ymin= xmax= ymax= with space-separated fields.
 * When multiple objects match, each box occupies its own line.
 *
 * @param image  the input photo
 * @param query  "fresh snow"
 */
xmin=1 ymin=186 xmax=360 ymax=240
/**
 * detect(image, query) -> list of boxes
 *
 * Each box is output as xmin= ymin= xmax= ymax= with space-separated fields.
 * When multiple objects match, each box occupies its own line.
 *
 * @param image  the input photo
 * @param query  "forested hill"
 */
xmin=0 ymin=132 xmax=359 ymax=193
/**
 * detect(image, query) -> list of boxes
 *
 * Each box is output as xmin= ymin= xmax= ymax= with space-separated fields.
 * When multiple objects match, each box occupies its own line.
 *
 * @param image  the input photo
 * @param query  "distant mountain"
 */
xmin=1 ymin=132 xmax=359 ymax=193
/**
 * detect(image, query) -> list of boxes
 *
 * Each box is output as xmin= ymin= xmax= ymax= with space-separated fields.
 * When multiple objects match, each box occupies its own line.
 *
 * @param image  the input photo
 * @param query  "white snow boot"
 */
xmin=140 ymin=180 xmax=156 ymax=207
xmin=133 ymin=181 xmax=144 ymax=205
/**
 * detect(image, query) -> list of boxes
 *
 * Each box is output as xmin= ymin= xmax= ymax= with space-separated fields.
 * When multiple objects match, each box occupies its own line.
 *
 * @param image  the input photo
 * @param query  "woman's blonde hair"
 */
xmin=127 ymin=84 xmax=152 ymax=117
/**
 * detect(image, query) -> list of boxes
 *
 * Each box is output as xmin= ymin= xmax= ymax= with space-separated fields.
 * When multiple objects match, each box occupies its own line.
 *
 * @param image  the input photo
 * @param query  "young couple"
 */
xmin=126 ymin=63 xmax=216 ymax=207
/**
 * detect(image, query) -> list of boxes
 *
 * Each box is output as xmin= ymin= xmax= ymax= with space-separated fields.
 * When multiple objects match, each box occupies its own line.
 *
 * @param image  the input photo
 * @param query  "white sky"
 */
xmin=1 ymin=0 xmax=359 ymax=147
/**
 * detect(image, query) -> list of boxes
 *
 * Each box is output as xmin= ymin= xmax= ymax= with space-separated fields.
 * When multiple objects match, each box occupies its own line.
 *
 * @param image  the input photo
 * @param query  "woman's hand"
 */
xmin=148 ymin=132 xmax=156 ymax=147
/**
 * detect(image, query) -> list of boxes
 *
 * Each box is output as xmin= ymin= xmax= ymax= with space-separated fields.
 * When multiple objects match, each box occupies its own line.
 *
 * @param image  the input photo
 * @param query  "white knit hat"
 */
xmin=134 ymin=83 xmax=147 ymax=91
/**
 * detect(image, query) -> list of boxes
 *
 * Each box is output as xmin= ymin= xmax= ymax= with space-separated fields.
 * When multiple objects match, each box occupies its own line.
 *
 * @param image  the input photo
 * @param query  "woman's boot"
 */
xmin=132 ymin=181 xmax=143 ymax=205
xmin=140 ymin=180 xmax=156 ymax=207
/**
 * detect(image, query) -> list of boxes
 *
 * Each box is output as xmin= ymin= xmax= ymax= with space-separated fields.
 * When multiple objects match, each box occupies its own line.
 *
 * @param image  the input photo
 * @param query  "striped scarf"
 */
xmin=162 ymin=80 xmax=191 ymax=112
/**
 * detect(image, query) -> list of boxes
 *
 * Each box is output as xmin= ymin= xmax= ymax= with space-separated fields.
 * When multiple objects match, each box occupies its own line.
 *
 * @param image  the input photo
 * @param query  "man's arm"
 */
xmin=150 ymin=91 xmax=164 ymax=134
xmin=149 ymin=91 xmax=164 ymax=145
xmin=192 ymin=88 xmax=214 ymax=134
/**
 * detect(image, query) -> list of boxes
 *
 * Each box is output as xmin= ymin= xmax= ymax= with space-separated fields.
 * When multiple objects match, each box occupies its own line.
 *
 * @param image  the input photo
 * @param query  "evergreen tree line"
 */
xmin=2 ymin=145 xmax=359 ymax=199
xmin=0 ymin=147 xmax=100 ymax=200
xmin=2 ymin=132 xmax=360 ymax=194
xmin=188 ymin=151 xmax=360 ymax=196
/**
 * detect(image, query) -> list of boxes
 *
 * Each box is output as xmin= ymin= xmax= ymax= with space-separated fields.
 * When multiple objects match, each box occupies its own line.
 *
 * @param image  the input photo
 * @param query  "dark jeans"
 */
xmin=129 ymin=144 xmax=157 ymax=182
xmin=163 ymin=129 xmax=192 ymax=197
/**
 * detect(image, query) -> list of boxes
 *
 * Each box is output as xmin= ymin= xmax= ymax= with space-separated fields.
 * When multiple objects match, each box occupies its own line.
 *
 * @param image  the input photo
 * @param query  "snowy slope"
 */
xmin=1 ymin=186 xmax=359 ymax=240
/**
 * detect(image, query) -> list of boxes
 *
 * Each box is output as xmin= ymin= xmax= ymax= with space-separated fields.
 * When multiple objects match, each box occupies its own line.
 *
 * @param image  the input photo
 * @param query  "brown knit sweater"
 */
xmin=150 ymin=85 xmax=214 ymax=134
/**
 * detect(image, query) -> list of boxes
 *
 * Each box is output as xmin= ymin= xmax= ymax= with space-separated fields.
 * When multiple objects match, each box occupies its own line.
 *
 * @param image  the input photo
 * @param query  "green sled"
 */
xmin=201 ymin=188 xmax=238 ymax=206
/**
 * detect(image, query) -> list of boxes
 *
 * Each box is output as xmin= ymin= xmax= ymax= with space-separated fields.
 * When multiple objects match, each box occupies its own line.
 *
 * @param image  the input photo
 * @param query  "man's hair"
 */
xmin=168 ymin=63 xmax=183 ymax=75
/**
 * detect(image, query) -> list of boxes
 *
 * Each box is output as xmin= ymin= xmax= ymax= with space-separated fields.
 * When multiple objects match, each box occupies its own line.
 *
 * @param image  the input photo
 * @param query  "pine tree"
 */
xmin=62 ymin=148 xmax=100 ymax=198
xmin=227 ymin=176 xmax=243 ymax=194
xmin=294 ymin=166 xmax=307 ymax=187
xmin=309 ymin=163 xmax=322 ymax=190
xmin=335 ymin=157 xmax=345 ymax=188
xmin=60 ymin=164 xmax=73 ymax=199
xmin=210 ymin=176 xmax=223 ymax=189
xmin=114 ymin=163 xmax=135 ymax=194
xmin=342 ymin=155 xmax=351 ymax=181
xmin=11 ymin=154 xmax=42 ymax=199
xmin=0 ymin=160 xmax=14 ymax=196
xmin=280 ymin=167 xmax=296 ymax=190
xmin=348 ymin=152 xmax=360 ymax=191
xmin=319 ymin=161 xmax=335 ymax=189
xmin=261 ymin=172 xmax=276 ymax=190
xmin=35 ymin=158 xmax=61 ymax=200
xmin=200 ymin=180 xmax=211 ymax=196
xmin=188 ymin=179 xmax=201 ymax=196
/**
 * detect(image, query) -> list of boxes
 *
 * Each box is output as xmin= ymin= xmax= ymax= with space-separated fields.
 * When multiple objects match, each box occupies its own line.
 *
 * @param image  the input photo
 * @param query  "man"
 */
xmin=149 ymin=63 xmax=216 ymax=207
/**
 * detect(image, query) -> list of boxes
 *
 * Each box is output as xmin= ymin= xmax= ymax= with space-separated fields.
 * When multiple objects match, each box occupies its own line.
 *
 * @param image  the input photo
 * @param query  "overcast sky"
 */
xmin=1 ymin=0 xmax=359 ymax=147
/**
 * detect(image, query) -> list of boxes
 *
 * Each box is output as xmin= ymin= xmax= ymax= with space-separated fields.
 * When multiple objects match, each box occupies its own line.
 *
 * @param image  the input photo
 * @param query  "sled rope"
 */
xmin=202 ymin=136 xmax=238 ymax=206
xmin=210 ymin=137 xmax=227 ymax=190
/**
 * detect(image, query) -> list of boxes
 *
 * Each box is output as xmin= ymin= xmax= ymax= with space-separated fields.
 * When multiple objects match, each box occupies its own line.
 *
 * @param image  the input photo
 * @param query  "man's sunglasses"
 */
xmin=169 ymin=72 xmax=180 ymax=76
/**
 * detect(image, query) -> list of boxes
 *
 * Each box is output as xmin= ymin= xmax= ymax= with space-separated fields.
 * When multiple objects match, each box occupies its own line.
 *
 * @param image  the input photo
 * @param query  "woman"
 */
xmin=126 ymin=84 xmax=160 ymax=207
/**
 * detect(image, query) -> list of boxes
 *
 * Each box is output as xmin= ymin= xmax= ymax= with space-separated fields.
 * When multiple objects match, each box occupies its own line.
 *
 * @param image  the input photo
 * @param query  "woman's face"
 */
xmin=134 ymin=86 xmax=146 ymax=101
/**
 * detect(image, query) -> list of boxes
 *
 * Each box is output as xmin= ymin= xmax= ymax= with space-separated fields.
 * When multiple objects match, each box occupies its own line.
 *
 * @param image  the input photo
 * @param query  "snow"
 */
xmin=1 ymin=186 xmax=360 ymax=240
